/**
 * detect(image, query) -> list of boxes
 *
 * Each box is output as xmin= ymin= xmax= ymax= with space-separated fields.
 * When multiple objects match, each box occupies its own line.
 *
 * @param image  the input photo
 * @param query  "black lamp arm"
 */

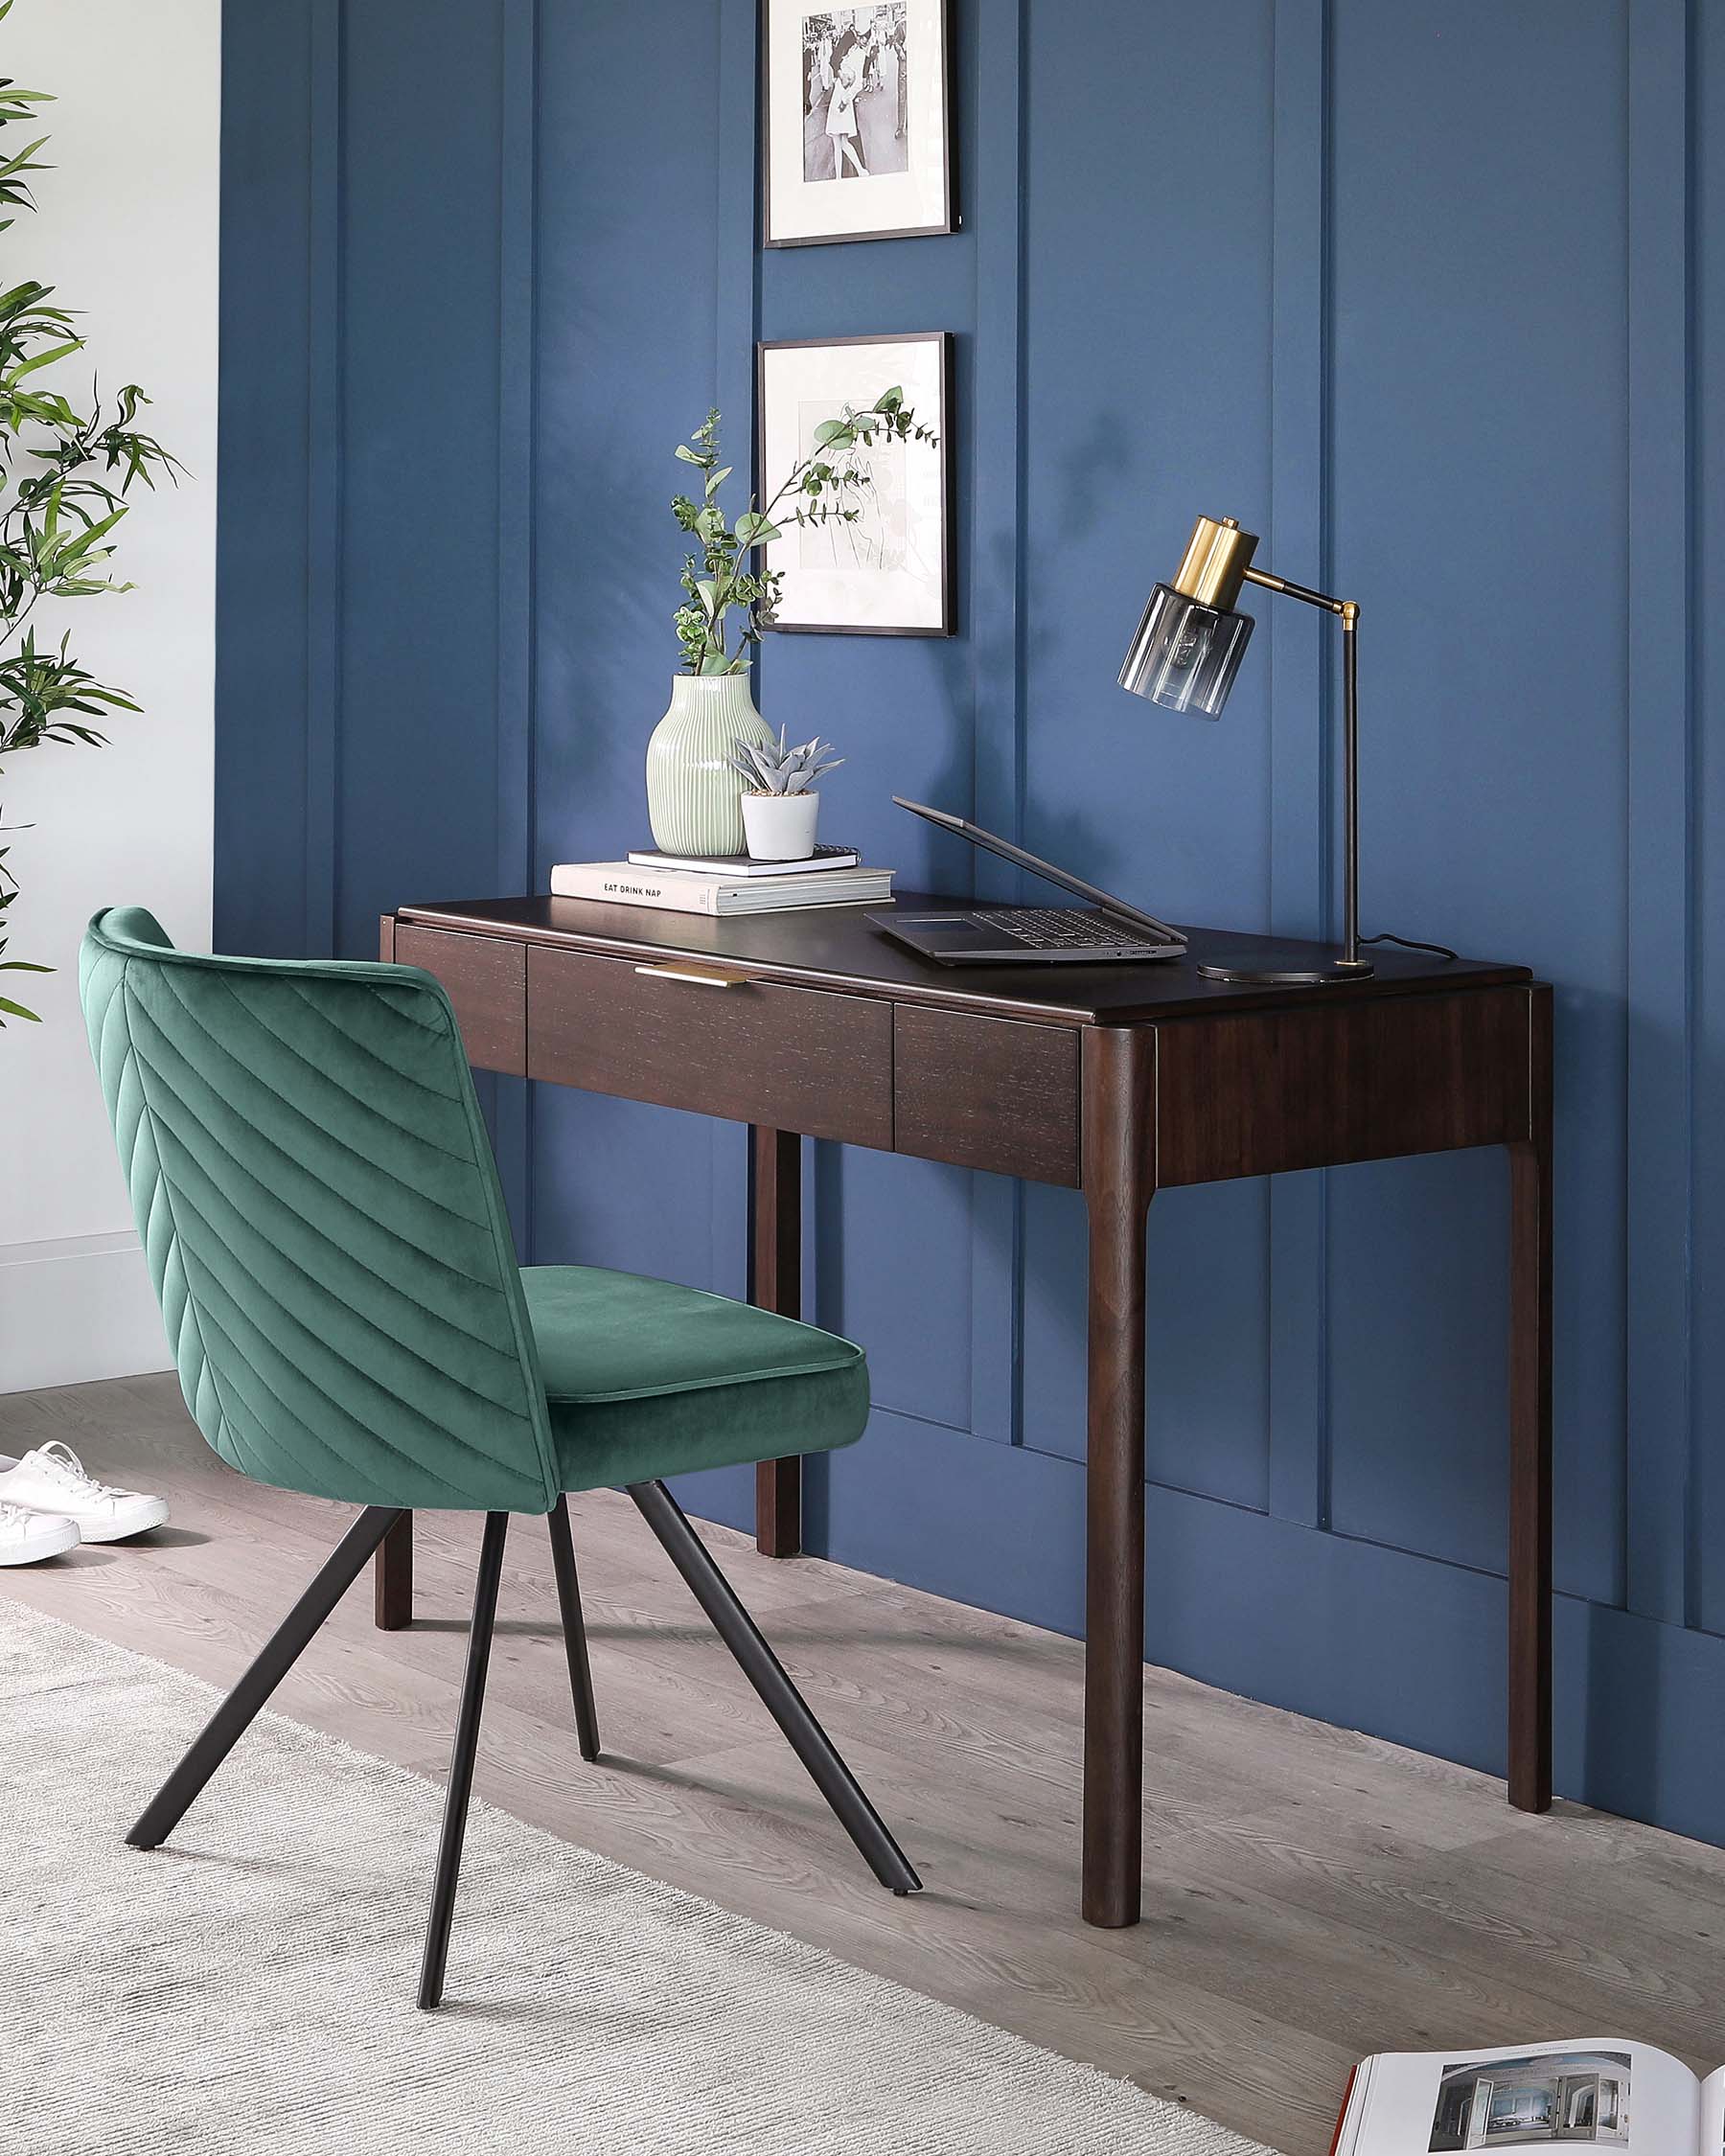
xmin=1242 ymin=563 xmax=1354 ymax=619
xmin=1240 ymin=564 xmax=1366 ymax=971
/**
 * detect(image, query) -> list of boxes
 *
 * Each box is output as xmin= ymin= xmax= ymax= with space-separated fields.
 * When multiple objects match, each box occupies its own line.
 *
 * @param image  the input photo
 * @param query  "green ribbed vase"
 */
xmin=645 ymin=675 xmax=774 ymax=856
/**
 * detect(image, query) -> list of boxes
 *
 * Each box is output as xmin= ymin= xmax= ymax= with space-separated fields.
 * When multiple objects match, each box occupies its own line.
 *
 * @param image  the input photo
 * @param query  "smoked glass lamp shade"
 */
xmin=1117 ymin=584 xmax=1254 ymax=717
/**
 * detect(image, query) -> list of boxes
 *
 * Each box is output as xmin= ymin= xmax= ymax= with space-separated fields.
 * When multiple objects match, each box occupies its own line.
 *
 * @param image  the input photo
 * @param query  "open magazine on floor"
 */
xmin=1332 ymin=2038 xmax=1725 ymax=2153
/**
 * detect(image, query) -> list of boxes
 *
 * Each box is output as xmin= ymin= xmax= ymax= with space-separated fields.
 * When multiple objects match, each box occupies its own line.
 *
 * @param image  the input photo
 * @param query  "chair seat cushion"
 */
xmin=520 ymin=1265 xmax=868 ymax=1494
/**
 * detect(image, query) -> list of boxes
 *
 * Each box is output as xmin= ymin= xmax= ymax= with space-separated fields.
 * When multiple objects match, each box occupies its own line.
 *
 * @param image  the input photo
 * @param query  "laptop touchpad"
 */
xmin=900 ymin=914 xmax=992 ymax=940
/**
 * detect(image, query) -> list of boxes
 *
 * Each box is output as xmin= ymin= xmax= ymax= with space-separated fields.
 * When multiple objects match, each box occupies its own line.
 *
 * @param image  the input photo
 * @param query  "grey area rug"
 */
xmin=2 ymin=1602 xmax=1277 ymax=2155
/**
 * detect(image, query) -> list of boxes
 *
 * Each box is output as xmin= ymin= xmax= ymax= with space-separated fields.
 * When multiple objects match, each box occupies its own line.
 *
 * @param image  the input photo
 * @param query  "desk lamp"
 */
xmin=1119 ymin=515 xmax=1370 ymax=985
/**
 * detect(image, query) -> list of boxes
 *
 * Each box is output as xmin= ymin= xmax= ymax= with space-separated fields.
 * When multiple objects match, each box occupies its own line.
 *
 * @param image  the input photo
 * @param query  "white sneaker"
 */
xmin=0 ymin=1500 xmax=80 ymax=1566
xmin=0 ymin=1441 xmax=169 ymax=1543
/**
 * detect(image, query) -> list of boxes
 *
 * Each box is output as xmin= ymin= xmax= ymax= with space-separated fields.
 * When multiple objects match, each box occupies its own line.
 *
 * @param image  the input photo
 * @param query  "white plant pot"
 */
xmin=742 ymin=791 xmax=820 ymax=861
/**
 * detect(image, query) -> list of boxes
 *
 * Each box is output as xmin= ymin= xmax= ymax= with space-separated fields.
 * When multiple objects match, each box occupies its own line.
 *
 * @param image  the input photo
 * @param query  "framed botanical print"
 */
xmin=762 ymin=0 xmax=954 ymax=248
xmin=756 ymin=332 xmax=954 ymax=637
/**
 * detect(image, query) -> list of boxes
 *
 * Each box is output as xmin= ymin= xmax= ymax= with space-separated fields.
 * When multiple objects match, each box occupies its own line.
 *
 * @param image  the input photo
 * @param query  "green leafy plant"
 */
xmin=670 ymin=388 xmax=935 ymax=676
xmin=726 ymin=725 xmax=843 ymax=796
xmin=0 ymin=829 xmax=45 ymax=1021
xmin=0 ymin=14 xmax=183 ymax=1023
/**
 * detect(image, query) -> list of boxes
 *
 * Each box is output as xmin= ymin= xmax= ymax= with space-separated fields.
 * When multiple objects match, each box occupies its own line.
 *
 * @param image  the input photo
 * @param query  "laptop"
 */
xmin=867 ymin=799 xmax=1186 ymax=966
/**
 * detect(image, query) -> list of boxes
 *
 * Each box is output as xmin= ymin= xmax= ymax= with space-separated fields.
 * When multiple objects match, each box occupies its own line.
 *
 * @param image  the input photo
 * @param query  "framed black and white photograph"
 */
xmin=757 ymin=332 xmax=953 ymax=637
xmin=762 ymin=0 xmax=953 ymax=248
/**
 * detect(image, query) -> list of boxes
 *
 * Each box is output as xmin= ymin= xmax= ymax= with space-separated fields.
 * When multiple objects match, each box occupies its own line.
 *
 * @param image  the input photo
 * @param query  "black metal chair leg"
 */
xmin=419 ymin=1511 xmax=509 ymax=2010
xmin=127 ymin=1504 xmax=403 ymax=1851
xmin=545 ymin=1496 xmax=601 ymax=1761
xmin=628 ymin=1479 xmax=921 ymax=1897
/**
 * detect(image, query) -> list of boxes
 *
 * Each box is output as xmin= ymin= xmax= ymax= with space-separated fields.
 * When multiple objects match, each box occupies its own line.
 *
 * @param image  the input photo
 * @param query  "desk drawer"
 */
xmin=394 ymin=925 xmax=526 ymax=1075
xmin=527 ymin=947 xmax=892 ymax=1147
xmin=894 ymin=1005 xmax=1080 ymax=1186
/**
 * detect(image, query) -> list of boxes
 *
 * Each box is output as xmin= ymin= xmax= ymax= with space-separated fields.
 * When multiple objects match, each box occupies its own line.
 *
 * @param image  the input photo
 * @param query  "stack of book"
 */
xmin=549 ymin=844 xmax=894 ymax=917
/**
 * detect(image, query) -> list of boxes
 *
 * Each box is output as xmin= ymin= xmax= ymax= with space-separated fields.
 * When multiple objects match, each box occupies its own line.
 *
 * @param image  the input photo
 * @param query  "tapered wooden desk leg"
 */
xmin=751 ymin=1125 xmax=802 ymax=1558
xmin=374 ymin=1511 xmax=414 ymax=1630
xmin=1507 ymin=986 xmax=1553 ymax=1811
xmin=1080 ymin=1029 xmax=1156 ymax=1928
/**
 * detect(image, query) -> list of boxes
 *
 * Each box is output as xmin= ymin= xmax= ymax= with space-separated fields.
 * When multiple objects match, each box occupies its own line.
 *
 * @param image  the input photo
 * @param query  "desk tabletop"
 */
xmin=397 ymin=894 xmax=1531 ymax=1027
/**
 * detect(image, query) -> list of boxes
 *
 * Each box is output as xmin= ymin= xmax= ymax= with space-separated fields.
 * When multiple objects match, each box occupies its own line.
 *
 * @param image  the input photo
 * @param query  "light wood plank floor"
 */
xmin=5 ymin=1375 xmax=1723 ymax=2154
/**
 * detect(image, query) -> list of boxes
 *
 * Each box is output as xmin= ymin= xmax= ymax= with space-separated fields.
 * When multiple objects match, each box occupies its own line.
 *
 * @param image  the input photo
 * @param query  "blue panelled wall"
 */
xmin=217 ymin=2 xmax=1725 ymax=1846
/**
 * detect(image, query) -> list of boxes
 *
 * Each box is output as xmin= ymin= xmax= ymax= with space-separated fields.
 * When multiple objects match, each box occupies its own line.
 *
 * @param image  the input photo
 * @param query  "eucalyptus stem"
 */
xmin=669 ymin=392 xmax=935 ymax=677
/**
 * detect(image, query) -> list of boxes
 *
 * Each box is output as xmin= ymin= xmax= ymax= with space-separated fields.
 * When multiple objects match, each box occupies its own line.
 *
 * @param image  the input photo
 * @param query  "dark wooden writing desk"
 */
xmin=376 ymin=892 xmax=1553 ymax=1928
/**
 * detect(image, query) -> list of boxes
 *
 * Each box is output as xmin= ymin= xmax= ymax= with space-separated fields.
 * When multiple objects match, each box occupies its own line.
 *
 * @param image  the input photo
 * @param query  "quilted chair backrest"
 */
xmin=79 ymin=907 xmax=560 ymax=1515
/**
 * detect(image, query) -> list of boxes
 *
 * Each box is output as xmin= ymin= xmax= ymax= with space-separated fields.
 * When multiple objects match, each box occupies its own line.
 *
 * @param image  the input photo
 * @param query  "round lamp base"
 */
xmin=1196 ymin=942 xmax=1375 ymax=987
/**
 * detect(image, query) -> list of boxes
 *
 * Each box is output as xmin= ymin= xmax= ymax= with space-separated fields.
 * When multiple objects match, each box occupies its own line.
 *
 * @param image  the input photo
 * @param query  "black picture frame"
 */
xmin=762 ymin=0 xmax=955 ymax=249
xmin=755 ymin=331 xmax=954 ymax=638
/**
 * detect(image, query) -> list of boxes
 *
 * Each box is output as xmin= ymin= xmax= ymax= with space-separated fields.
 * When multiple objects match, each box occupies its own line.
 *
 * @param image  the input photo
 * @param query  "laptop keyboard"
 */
xmin=972 ymin=907 xmax=1174 ymax=952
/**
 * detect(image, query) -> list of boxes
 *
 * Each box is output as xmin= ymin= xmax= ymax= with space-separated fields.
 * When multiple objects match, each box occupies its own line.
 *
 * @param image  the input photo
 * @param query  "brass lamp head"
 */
xmin=1168 ymin=516 xmax=1259 ymax=612
xmin=1118 ymin=515 xmax=1260 ymax=717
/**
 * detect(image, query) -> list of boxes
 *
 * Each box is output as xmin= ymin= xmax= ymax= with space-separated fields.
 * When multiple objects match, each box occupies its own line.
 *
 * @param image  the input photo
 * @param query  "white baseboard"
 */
xmin=0 ymin=1230 xmax=173 ymax=1395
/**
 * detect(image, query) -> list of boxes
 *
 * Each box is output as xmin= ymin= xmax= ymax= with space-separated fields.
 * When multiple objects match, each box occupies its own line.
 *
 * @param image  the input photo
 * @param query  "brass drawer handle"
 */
xmin=633 ymin=963 xmax=751 ymax=989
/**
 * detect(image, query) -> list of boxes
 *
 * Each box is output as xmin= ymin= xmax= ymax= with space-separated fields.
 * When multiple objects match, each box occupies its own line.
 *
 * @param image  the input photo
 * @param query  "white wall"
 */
xmin=0 ymin=1 xmax=218 ymax=1392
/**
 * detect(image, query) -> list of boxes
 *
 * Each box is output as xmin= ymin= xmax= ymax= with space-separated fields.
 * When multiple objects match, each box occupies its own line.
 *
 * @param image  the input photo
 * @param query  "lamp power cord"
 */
xmin=1359 ymin=929 xmax=1460 ymax=962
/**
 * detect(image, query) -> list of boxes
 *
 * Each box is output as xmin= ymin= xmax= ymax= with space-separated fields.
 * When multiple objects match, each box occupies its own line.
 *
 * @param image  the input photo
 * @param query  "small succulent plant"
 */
xmin=726 ymin=726 xmax=843 ymax=797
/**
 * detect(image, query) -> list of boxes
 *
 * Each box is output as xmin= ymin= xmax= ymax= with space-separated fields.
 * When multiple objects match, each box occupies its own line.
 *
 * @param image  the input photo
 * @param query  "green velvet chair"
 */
xmin=80 ymin=906 xmax=918 ymax=2007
